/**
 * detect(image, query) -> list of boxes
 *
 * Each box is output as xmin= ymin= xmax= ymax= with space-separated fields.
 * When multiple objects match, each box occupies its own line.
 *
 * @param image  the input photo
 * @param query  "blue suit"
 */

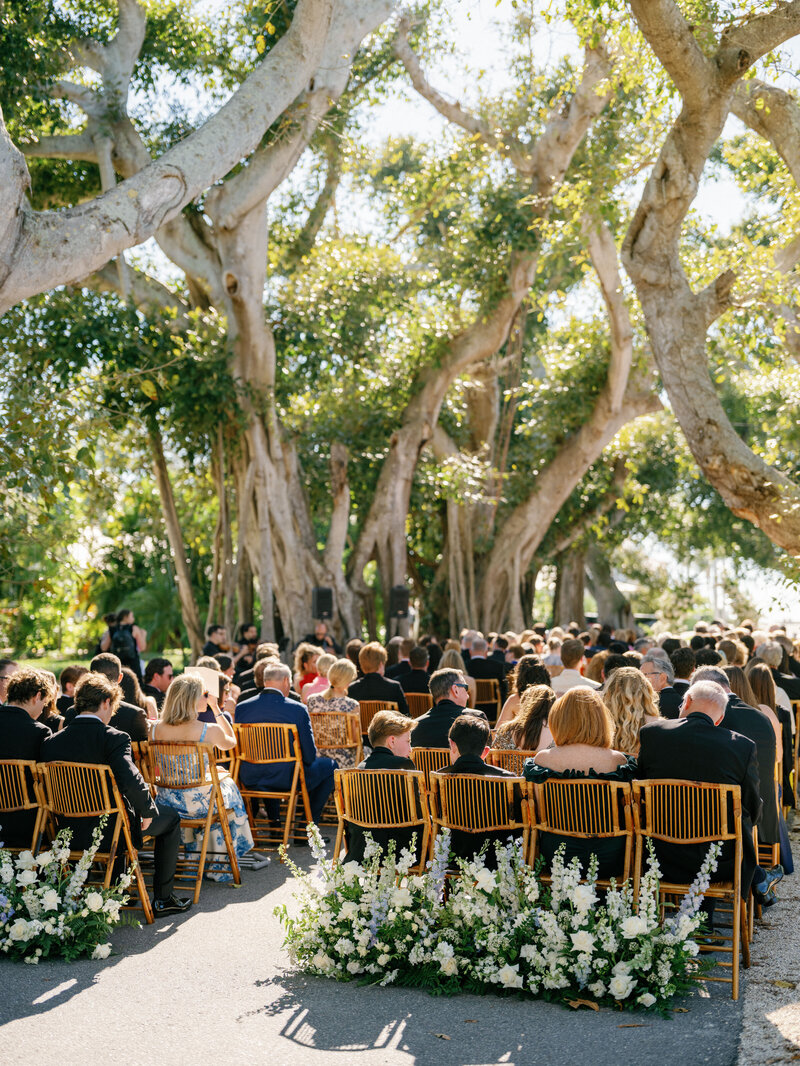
xmin=235 ymin=688 xmax=336 ymax=822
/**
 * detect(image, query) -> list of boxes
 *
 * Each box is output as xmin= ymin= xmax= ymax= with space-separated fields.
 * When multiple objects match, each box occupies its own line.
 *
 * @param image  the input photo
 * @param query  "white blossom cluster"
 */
xmin=277 ymin=826 xmax=722 ymax=1012
xmin=0 ymin=820 xmax=134 ymax=963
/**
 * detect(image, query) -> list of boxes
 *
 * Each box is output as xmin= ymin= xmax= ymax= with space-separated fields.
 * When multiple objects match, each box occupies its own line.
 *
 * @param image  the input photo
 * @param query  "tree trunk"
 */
xmin=148 ymin=424 xmax=204 ymax=660
xmin=553 ymin=545 xmax=587 ymax=629
xmin=585 ymin=544 xmax=635 ymax=631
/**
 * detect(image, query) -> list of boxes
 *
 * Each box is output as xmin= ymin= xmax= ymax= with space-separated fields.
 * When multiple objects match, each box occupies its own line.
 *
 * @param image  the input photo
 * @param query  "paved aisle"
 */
xmin=0 ymin=854 xmax=744 ymax=1066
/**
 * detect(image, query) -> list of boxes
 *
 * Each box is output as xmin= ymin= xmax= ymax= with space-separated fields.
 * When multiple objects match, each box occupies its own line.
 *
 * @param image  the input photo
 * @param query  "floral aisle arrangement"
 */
xmin=276 ymin=825 xmax=722 ymax=1013
xmin=0 ymin=821 xmax=136 ymax=963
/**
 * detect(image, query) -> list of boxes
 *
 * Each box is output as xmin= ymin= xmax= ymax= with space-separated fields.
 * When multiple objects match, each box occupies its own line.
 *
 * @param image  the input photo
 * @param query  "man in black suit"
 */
xmin=142 ymin=657 xmax=173 ymax=711
xmin=640 ymin=653 xmax=683 ymax=719
xmin=0 ymin=668 xmax=53 ymax=846
xmin=433 ymin=714 xmax=520 ymax=865
xmin=41 ymin=672 xmax=191 ymax=917
xmin=411 ymin=669 xmax=487 ymax=748
xmin=670 ymin=647 xmax=695 ymax=695
xmin=62 ymin=653 xmax=149 ymax=741
xmin=399 ymin=646 xmax=431 ymax=694
xmin=348 ymin=642 xmax=409 ymax=717
xmin=637 ymin=680 xmax=780 ymax=905
xmin=466 ymin=637 xmax=507 ymax=705
xmin=56 ymin=664 xmax=87 ymax=716
xmin=386 ymin=638 xmax=414 ymax=681
xmin=758 ymin=641 xmax=800 ymax=702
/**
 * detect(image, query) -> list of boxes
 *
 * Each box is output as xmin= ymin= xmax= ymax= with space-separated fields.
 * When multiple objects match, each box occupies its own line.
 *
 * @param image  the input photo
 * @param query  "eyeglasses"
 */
xmin=453 ymin=683 xmax=469 ymax=690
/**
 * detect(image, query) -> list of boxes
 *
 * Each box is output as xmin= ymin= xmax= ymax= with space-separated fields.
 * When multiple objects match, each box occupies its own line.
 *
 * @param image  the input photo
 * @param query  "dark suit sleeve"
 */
xmin=294 ymin=706 xmax=320 ymax=766
xmin=741 ymin=744 xmax=763 ymax=829
xmin=107 ymin=732 xmax=157 ymax=820
xmin=395 ymin=685 xmax=409 ymax=717
xmin=129 ymin=707 xmax=149 ymax=742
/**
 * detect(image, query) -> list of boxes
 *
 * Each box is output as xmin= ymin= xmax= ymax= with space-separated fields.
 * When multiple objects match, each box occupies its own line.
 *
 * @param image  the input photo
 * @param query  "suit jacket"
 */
xmin=721 ymin=694 xmax=778 ymax=844
xmin=658 ymin=686 xmax=684 ymax=720
xmin=400 ymin=669 xmax=431 ymax=695
xmin=466 ymin=656 xmax=507 ymax=704
xmin=357 ymin=746 xmax=416 ymax=770
xmin=673 ymin=679 xmax=690 ymax=694
xmin=40 ymin=716 xmax=157 ymax=849
xmin=0 ymin=706 xmax=51 ymax=846
xmin=637 ymin=713 xmax=761 ymax=893
xmin=771 ymin=668 xmax=800 ymax=702
xmin=433 ymin=754 xmax=520 ymax=866
xmin=776 ymin=705 xmax=795 ymax=807
xmin=410 ymin=699 xmax=488 ymax=749
xmin=386 ymin=661 xmax=411 ymax=681
xmin=63 ymin=699 xmax=148 ymax=742
xmin=143 ymin=684 xmax=166 ymax=710
xmin=235 ymin=688 xmax=334 ymax=791
xmin=348 ymin=673 xmax=409 ymax=717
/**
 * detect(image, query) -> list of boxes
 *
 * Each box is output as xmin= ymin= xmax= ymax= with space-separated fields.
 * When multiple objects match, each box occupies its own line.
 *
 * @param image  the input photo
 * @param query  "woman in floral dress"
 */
xmin=150 ymin=673 xmax=255 ymax=880
xmin=307 ymin=658 xmax=361 ymax=767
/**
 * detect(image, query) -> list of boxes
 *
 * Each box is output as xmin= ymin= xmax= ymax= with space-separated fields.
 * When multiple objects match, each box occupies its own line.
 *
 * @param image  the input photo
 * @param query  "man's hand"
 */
xmin=141 ymin=817 xmax=152 ymax=831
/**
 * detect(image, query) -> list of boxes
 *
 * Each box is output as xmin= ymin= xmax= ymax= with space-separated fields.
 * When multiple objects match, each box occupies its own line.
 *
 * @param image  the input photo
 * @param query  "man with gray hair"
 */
xmin=757 ymin=641 xmax=800 ymax=703
xmin=466 ymin=634 xmax=507 ymax=706
xmin=236 ymin=661 xmax=335 ymax=826
xmin=640 ymin=652 xmax=682 ymax=719
xmin=411 ymin=669 xmax=488 ymax=749
xmin=637 ymin=680 xmax=770 ymax=907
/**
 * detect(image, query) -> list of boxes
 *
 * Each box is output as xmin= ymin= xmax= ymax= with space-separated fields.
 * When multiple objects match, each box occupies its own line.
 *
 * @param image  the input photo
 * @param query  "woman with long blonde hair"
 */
xmin=603 ymin=667 xmax=660 ymax=756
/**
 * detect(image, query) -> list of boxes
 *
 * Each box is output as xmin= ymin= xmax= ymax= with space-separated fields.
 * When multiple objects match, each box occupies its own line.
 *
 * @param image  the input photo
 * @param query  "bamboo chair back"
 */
xmin=632 ymin=779 xmax=746 ymax=1000
xmin=130 ymin=741 xmax=150 ymax=783
xmin=235 ymin=722 xmax=300 ymax=766
xmin=333 ymin=768 xmax=429 ymax=871
xmin=358 ymin=700 xmax=398 ymax=735
xmin=310 ymin=711 xmax=362 ymax=764
xmin=37 ymin=760 xmax=153 ymax=923
xmin=406 ymin=692 xmax=433 ymax=719
xmin=410 ymin=746 xmax=451 ymax=789
xmin=474 ymin=679 xmax=502 ymax=723
xmin=232 ymin=723 xmax=311 ymax=853
xmin=487 ymin=749 xmax=538 ymax=776
xmin=428 ymin=772 xmax=528 ymax=861
xmin=0 ymin=759 xmax=45 ymax=851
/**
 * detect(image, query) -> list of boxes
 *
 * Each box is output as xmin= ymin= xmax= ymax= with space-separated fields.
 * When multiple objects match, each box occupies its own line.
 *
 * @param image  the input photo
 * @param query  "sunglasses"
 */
xmin=453 ymin=682 xmax=469 ymax=690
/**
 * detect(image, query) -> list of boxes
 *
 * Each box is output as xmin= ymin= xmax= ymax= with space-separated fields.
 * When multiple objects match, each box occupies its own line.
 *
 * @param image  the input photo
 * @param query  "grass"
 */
xmin=16 ymin=648 xmax=192 ymax=676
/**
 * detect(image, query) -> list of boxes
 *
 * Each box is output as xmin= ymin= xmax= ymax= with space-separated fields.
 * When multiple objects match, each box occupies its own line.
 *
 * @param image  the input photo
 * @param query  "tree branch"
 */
xmin=283 ymin=134 xmax=344 ymax=270
xmin=21 ymin=131 xmax=98 ymax=162
xmin=718 ymin=1 xmax=800 ymax=81
xmin=585 ymin=220 xmax=633 ymax=413
xmin=626 ymin=0 xmax=715 ymax=100
xmin=51 ymin=80 xmax=105 ymax=119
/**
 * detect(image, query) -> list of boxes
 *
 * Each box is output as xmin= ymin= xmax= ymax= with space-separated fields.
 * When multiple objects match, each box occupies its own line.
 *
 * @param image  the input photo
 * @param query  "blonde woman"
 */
xmin=301 ymin=652 xmax=337 ymax=704
xmin=438 ymin=648 xmax=476 ymax=705
xmin=604 ymin=666 xmax=661 ymax=756
xmin=307 ymin=658 xmax=360 ymax=767
xmin=151 ymin=673 xmax=257 ymax=879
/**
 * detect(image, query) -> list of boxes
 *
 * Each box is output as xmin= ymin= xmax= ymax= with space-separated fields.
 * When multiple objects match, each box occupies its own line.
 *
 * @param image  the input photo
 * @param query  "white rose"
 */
xmin=440 ymin=956 xmax=458 ymax=977
xmin=571 ymin=884 xmax=597 ymax=912
xmin=609 ymin=974 xmax=636 ymax=1000
xmin=474 ymin=868 xmax=495 ymax=894
xmin=588 ymin=981 xmax=606 ymax=998
xmin=340 ymin=862 xmax=361 ymax=885
xmin=36 ymin=851 xmax=54 ymax=868
xmin=338 ymin=901 xmax=358 ymax=920
xmin=496 ymin=963 xmax=523 ymax=989
xmin=0 ymin=863 xmax=13 ymax=884
xmin=17 ymin=870 xmax=37 ymax=888
xmin=620 ymin=915 xmax=648 ymax=939
xmin=393 ymin=887 xmax=413 ymax=908
xmin=377 ymin=953 xmax=391 ymax=967
xmin=84 ymin=892 xmax=104 ymax=913
xmin=15 ymin=851 xmax=37 ymax=871
xmin=91 ymin=943 xmax=112 ymax=960
xmin=41 ymin=889 xmax=61 ymax=912
xmin=8 ymin=919 xmax=32 ymax=942
xmin=612 ymin=960 xmax=632 ymax=977
xmin=570 ymin=930 xmax=595 ymax=954
xmin=346 ymin=960 xmax=362 ymax=974
xmin=637 ymin=992 xmax=657 ymax=1008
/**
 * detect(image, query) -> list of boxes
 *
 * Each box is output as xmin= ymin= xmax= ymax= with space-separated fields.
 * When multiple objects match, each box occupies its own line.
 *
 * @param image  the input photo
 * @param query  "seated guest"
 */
xmin=236 ymin=662 xmax=336 ymax=824
xmin=307 ymin=658 xmax=361 ymax=768
xmin=143 ymin=657 xmax=173 ymax=710
xmin=438 ymin=648 xmax=476 ymax=705
xmin=0 ymin=668 xmax=53 ymax=846
xmin=348 ymin=642 xmax=409 ymax=717
xmin=523 ymin=688 xmax=635 ymax=878
xmin=299 ymin=620 xmax=341 ymax=656
xmin=301 ymin=653 xmax=337 ymax=704
xmin=0 ymin=659 xmax=19 ymax=706
xmin=386 ymin=638 xmax=414 ymax=681
xmin=748 ymin=660 xmax=795 ymax=809
xmin=293 ymin=642 xmax=322 ymax=693
xmin=496 ymin=655 xmax=551 ymax=729
xmin=640 ymin=653 xmax=682 ymax=719
xmin=57 ymin=664 xmax=87 ymax=715
xmin=236 ymin=641 xmax=279 ymax=694
xmin=410 ymin=668 xmax=487 ymax=748
xmin=62 ymin=653 xmax=148 ymax=741
xmin=757 ymin=641 xmax=800 ymax=703
xmin=400 ymin=645 xmax=431 ymax=693
xmin=670 ymin=646 xmax=696 ymax=693
xmin=549 ymin=638 xmax=601 ymax=695
xmin=345 ymin=638 xmax=364 ymax=675
xmin=37 ymin=671 xmax=63 ymax=733
xmin=433 ymin=714 xmax=521 ymax=865
xmin=41 ymin=672 xmax=191 ymax=917
xmin=466 ymin=636 xmax=507 ymax=704
xmin=603 ymin=666 xmax=660 ymax=756
xmin=121 ymin=666 xmax=158 ymax=720
xmin=493 ymin=684 xmax=555 ymax=752
xmin=694 ymin=647 xmax=723 ymax=667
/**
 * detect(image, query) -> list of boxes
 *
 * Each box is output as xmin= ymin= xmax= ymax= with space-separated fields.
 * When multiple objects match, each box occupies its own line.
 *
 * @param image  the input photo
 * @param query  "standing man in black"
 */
xmin=411 ymin=669 xmax=487 ymax=749
xmin=41 ymin=672 xmax=191 ymax=917
xmin=0 ymin=668 xmax=53 ymax=846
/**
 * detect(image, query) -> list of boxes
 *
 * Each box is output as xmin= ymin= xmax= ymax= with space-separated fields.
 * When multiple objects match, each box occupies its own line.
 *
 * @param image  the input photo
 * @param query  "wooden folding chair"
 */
xmin=529 ymin=778 xmax=633 ymax=885
xmin=0 ymin=759 xmax=46 ymax=853
xmin=632 ymin=779 xmax=748 ymax=1000
xmin=428 ymin=772 xmax=528 ymax=864
xmin=487 ymin=749 xmax=538 ymax=776
xmin=147 ymin=742 xmax=241 ymax=902
xmin=406 ymin=692 xmax=433 ymax=719
xmin=333 ymin=768 xmax=430 ymax=874
xmin=792 ymin=699 xmax=800 ymax=809
xmin=358 ymin=700 xmax=398 ymax=737
xmin=310 ymin=711 xmax=363 ymax=767
xmin=37 ymin=761 xmax=153 ymax=923
xmin=232 ymin=723 xmax=312 ymax=853
xmin=757 ymin=762 xmax=782 ymax=870
xmin=474 ymin=679 xmax=502 ymax=724
xmin=130 ymin=741 xmax=150 ymax=785
xmin=409 ymin=746 xmax=451 ymax=789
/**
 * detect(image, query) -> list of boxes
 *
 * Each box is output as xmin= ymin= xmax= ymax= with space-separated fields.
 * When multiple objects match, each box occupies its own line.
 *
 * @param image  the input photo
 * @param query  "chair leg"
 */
xmin=740 ymin=898 xmax=750 ymax=969
xmin=193 ymin=808 xmax=215 ymax=903
xmin=216 ymin=795 xmax=241 ymax=886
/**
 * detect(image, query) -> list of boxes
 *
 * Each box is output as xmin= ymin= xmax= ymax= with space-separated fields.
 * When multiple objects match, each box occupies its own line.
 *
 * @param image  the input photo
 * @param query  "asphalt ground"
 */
xmin=0 ymin=847 xmax=749 ymax=1066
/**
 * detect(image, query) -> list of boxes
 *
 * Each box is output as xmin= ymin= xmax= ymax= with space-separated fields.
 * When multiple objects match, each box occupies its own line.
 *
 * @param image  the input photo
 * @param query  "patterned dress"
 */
xmin=152 ymin=722 xmax=254 ymax=881
xmin=306 ymin=693 xmax=360 ymax=768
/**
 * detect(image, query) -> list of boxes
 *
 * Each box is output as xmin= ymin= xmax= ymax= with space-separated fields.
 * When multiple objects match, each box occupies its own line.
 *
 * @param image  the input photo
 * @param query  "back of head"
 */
xmin=314 ymin=653 xmax=337 ymax=680
xmin=448 ymin=714 xmax=491 ymax=757
xmin=368 ymin=709 xmax=414 ymax=749
xmin=723 ymin=665 xmax=757 ymax=708
xmin=385 ymin=636 xmax=404 ymax=667
xmin=439 ymin=648 xmax=466 ymax=673
xmin=746 ymin=662 xmax=777 ymax=710
xmin=359 ymin=641 xmax=387 ymax=674
xmin=345 ymin=638 xmax=363 ymax=667
xmin=548 ymin=688 xmax=612 ymax=749
xmin=683 ymin=680 xmax=728 ymax=721
xmin=692 ymin=665 xmax=729 ymax=689
xmin=254 ymin=656 xmax=279 ymax=688
xmin=584 ymin=650 xmax=608 ymax=683
xmin=59 ymin=664 xmax=88 ymax=689
xmin=7 ymin=667 xmax=51 ymax=707
xmin=756 ymin=641 xmax=783 ymax=669
xmin=603 ymin=667 xmax=659 ymax=753
xmin=325 ymin=657 xmax=357 ymax=693
xmin=74 ymin=672 xmax=121 ymax=716
xmin=430 ymin=668 xmax=461 ymax=702
xmin=409 ymin=645 xmax=429 ymax=670
xmin=120 ymin=667 xmax=144 ymax=707
xmin=670 ymin=646 xmax=696 ymax=680
xmin=196 ymin=655 xmax=222 ymax=671
xmin=255 ymin=642 xmax=279 ymax=663
xmin=503 ymin=684 xmax=555 ymax=750
xmin=602 ymin=653 xmax=629 ymax=681
xmin=90 ymin=653 xmax=122 ymax=681
xmin=694 ymin=648 xmax=723 ymax=667
xmin=261 ymin=662 xmax=292 ymax=688
xmin=399 ymin=638 xmax=414 ymax=659
xmin=689 ymin=634 xmax=707 ymax=652
xmin=471 ymin=637 xmax=488 ymax=656
xmin=718 ymin=638 xmax=746 ymax=666
xmin=559 ymin=638 xmax=585 ymax=670
xmin=513 ymin=654 xmax=550 ymax=694
xmin=162 ymin=673 xmax=202 ymax=725
xmin=660 ymin=637 xmax=682 ymax=656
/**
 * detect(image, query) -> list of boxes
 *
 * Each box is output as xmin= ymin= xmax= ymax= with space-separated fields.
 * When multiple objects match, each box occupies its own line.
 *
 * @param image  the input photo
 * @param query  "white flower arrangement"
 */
xmin=277 ymin=825 xmax=721 ymax=1012
xmin=0 ymin=818 xmax=135 ymax=963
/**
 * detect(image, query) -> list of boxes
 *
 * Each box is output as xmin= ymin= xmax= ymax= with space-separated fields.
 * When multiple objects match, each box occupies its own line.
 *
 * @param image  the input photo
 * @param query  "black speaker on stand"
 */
xmin=311 ymin=586 xmax=333 ymax=620
xmin=388 ymin=585 xmax=409 ymax=619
